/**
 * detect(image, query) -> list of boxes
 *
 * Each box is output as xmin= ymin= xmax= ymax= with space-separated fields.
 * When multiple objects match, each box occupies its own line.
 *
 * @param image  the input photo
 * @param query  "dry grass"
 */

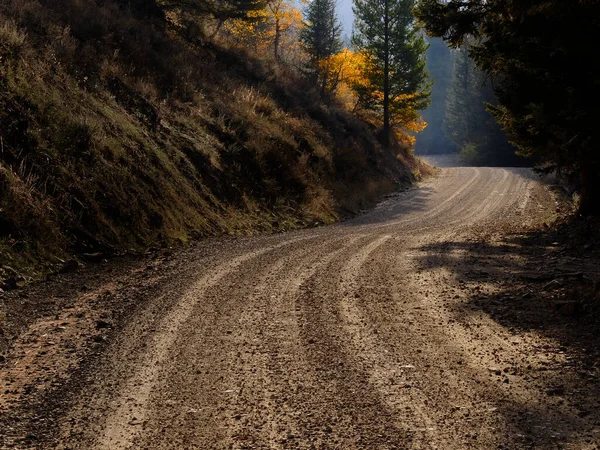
xmin=0 ymin=20 xmax=26 ymax=55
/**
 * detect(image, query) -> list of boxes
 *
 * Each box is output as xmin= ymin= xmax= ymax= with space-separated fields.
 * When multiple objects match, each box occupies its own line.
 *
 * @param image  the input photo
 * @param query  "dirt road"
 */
xmin=3 ymin=164 xmax=600 ymax=449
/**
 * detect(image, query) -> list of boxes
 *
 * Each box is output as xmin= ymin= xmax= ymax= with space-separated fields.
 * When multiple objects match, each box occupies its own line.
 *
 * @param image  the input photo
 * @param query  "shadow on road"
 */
xmin=345 ymin=186 xmax=437 ymax=227
xmin=414 ymin=220 xmax=600 ymax=446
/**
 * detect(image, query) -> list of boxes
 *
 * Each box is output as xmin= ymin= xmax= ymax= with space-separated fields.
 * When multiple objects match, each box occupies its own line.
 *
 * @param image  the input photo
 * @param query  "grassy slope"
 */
xmin=0 ymin=0 xmax=427 ymax=284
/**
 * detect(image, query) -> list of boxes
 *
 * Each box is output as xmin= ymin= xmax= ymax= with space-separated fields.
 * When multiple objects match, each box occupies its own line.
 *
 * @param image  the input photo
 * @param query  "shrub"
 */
xmin=0 ymin=20 xmax=26 ymax=56
xmin=460 ymin=142 xmax=480 ymax=166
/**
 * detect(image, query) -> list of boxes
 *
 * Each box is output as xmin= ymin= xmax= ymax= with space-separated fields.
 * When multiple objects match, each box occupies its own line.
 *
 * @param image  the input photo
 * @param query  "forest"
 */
xmin=415 ymin=39 xmax=527 ymax=168
xmin=203 ymin=0 xmax=600 ymax=214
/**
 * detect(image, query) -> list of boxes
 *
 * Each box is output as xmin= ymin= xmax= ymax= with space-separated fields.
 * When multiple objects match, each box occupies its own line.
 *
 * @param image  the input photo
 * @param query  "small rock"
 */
xmin=96 ymin=320 xmax=112 ymax=329
xmin=543 ymin=279 xmax=563 ymax=291
xmin=546 ymin=386 xmax=565 ymax=396
xmin=2 ymin=278 xmax=17 ymax=290
xmin=81 ymin=252 xmax=107 ymax=263
xmin=59 ymin=260 xmax=79 ymax=274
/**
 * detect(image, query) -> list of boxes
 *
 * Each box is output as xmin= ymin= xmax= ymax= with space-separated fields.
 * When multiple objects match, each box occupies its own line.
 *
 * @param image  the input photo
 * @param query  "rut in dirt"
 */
xmin=3 ymin=165 xmax=600 ymax=449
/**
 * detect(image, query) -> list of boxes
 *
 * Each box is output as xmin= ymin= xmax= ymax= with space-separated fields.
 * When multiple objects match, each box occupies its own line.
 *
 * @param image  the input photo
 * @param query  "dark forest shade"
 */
xmin=415 ymin=0 xmax=600 ymax=214
xmin=414 ymin=37 xmax=453 ymax=155
xmin=444 ymin=47 xmax=525 ymax=167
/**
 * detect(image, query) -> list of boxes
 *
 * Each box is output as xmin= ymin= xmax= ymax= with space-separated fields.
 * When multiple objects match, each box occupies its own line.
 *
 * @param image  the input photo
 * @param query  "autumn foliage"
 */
xmin=225 ymin=0 xmax=305 ymax=63
xmin=318 ymin=48 xmax=426 ymax=146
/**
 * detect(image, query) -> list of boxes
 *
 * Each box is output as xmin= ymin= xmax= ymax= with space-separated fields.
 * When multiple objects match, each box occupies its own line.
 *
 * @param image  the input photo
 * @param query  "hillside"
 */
xmin=0 ymin=0 xmax=427 ymax=284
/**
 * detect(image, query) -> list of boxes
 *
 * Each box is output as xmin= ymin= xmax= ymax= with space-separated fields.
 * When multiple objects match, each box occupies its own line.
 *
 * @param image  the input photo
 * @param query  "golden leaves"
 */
xmin=225 ymin=0 xmax=304 ymax=62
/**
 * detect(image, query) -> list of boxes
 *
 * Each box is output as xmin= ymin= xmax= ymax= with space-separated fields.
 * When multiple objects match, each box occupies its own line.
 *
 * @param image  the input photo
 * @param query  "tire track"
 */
xmin=291 ymin=234 xmax=417 ymax=448
xmin=356 ymin=167 xmax=481 ymax=231
xmin=130 ymin=233 xmax=366 ymax=449
xmin=335 ymin=234 xmax=453 ymax=449
xmin=93 ymin=234 xmax=320 ymax=450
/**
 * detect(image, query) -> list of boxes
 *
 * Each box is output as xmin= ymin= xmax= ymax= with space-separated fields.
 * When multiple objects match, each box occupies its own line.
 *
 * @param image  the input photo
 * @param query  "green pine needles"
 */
xmin=301 ymin=0 xmax=343 ymax=63
xmin=301 ymin=0 xmax=344 ymax=94
xmin=352 ymin=0 xmax=431 ymax=142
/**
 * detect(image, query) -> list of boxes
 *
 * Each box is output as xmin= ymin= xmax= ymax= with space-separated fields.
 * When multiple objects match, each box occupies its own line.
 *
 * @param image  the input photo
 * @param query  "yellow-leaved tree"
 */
xmin=352 ymin=0 xmax=431 ymax=145
xmin=321 ymin=48 xmax=427 ymax=146
xmin=318 ymin=48 xmax=366 ymax=109
xmin=225 ymin=0 xmax=304 ymax=63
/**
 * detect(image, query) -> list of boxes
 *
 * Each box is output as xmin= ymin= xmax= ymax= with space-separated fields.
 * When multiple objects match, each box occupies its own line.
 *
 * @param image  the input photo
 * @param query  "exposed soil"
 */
xmin=2 ymin=164 xmax=600 ymax=449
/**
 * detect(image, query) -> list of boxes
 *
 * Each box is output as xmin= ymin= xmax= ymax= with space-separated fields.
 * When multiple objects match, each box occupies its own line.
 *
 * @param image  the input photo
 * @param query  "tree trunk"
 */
xmin=320 ymin=75 xmax=328 ymax=97
xmin=382 ymin=0 xmax=390 ymax=145
xmin=274 ymin=19 xmax=281 ymax=62
xmin=211 ymin=20 xmax=224 ymax=39
xmin=579 ymin=163 xmax=600 ymax=215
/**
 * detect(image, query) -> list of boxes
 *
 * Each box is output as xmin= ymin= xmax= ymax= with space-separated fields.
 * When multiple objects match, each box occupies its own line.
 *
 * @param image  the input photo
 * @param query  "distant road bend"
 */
xmin=39 ymin=161 xmax=592 ymax=449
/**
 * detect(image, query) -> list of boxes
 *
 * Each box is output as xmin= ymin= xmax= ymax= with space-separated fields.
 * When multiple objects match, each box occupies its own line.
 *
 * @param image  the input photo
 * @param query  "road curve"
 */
xmin=42 ymin=165 xmax=596 ymax=449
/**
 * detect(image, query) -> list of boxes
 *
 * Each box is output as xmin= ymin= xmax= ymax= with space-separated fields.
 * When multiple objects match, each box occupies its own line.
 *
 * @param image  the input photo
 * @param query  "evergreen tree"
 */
xmin=414 ymin=37 xmax=453 ymax=155
xmin=352 ymin=0 xmax=431 ymax=142
xmin=301 ymin=0 xmax=343 ymax=64
xmin=301 ymin=0 xmax=343 ymax=94
xmin=443 ymin=47 xmax=522 ymax=166
xmin=443 ymin=46 xmax=477 ymax=154
xmin=415 ymin=0 xmax=600 ymax=214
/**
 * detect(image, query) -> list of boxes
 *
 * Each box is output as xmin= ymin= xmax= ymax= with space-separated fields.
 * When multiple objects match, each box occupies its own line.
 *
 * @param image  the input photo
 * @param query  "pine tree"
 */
xmin=301 ymin=0 xmax=343 ymax=92
xmin=443 ymin=46 xmax=521 ymax=166
xmin=301 ymin=0 xmax=343 ymax=63
xmin=352 ymin=0 xmax=431 ymax=143
xmin=443 ymin=46 xmax=475 ymax=153
xmin=414 ymin=37 xmax=453 ymax=155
